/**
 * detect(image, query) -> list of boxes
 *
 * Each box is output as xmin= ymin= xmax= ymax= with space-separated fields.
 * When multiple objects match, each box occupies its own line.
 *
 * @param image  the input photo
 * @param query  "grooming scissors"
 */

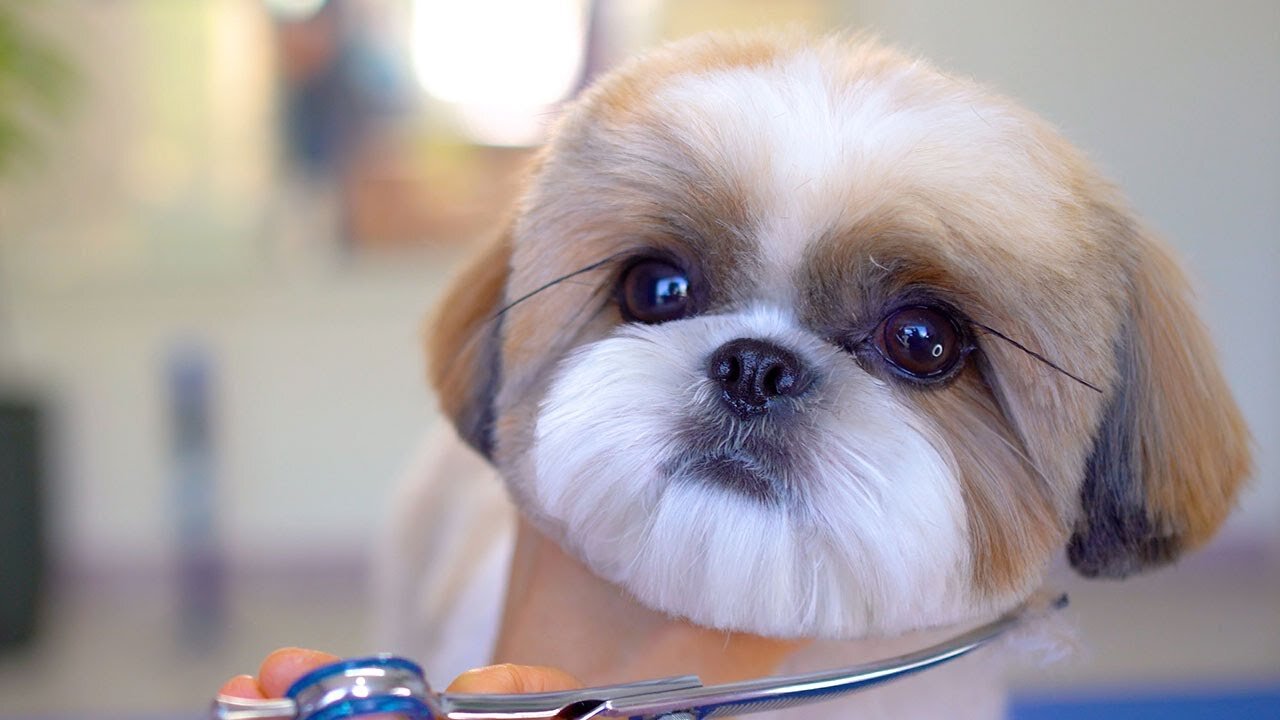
xmin=212 ymin=595 xmax=1064 ymax=720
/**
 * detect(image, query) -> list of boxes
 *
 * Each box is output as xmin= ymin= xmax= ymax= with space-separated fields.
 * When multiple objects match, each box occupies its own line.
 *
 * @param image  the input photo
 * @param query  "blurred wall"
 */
xmin=0 ymin=1 xmax=455 ymax=575
xmin=0 ymin=0 xmax=1275 ymax=584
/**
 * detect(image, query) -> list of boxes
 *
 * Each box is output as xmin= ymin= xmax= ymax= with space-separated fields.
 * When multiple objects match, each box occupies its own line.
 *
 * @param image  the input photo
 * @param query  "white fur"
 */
xmin=532 ymin=306 xmax=972 ymax=638
xmin=652 ymin=47 xmax=1071 ymax=285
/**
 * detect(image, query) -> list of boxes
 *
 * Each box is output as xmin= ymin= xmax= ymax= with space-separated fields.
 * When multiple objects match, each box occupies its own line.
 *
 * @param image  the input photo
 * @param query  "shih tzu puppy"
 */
xmin=381 ymin=31 xmax=1250 ymax=717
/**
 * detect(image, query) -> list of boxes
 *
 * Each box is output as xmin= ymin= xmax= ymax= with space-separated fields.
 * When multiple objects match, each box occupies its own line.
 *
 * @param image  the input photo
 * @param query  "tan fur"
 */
xmin=584 ymin=32 xmax=788 ymax=124
xmin=1129 ymin=234 xmax=1252 ymax=548
xmin=920 ymin=372 xmax=1065 ymax=598
xmin=427 ymin=224 xmax=513 ymax=443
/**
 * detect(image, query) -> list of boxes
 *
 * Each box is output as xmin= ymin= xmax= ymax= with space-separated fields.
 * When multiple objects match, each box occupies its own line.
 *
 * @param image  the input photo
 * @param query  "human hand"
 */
xmin=218 ymin=647 xmax=583 ymax=710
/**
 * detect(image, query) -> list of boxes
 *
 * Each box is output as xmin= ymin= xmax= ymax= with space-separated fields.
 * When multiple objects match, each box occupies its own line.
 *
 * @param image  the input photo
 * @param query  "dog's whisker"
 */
xmin=434 ymin=254 xmax=624 ymax=411
xmin=970 ymin=322 xmax=1104 ymax=393
xmin=500 ymin=289 xmax=615 ymax=410
xmin=491 ymin=252 xmax=628 ymax=321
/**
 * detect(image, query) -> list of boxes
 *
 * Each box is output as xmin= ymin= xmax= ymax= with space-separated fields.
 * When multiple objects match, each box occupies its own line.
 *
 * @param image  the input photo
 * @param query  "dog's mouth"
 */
xmin=663 ymin=417 xmax=806 ymax=504
xmin=671 ymin=452 xmax=782 ymax=503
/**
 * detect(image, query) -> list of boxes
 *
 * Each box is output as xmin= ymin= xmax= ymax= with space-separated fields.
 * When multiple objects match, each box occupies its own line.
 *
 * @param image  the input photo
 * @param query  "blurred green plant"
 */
xmin=0 ymin=2 xmax=76 ymax=173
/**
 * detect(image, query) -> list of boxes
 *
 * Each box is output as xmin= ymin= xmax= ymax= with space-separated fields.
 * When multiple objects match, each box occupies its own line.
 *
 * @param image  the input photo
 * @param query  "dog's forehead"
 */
xmin=561 ymin=40 xmax=1092 ymax=295
xmin=677 ymin=62 xmax=1059 ymax=244
xmin=512 ymin=35 xmax=1118 ymax=353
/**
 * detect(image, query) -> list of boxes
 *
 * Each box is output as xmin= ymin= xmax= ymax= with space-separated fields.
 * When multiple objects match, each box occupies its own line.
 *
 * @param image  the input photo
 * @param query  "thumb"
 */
xmin=446 ymin=663 xmax=583 ymax=694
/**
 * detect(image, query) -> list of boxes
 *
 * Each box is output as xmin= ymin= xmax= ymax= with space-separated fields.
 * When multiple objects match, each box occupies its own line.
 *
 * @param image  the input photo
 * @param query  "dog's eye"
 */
xmin=874 ymin=306 xmax=964 ymax=379
xmin=619 ymin=260 xmax=691 ymax=324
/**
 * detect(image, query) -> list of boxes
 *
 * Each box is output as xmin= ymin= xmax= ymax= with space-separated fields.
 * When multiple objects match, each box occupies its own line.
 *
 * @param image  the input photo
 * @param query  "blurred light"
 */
xmin=411 ymin=0 xmax=588 ymax=146
xmin=263 ymin=0 xmax=328 ymax=22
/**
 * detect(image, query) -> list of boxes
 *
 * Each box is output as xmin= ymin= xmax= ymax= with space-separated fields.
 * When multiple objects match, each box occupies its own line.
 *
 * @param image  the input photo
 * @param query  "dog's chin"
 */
xmin=527 ymin=310 xmax=985 ymax=640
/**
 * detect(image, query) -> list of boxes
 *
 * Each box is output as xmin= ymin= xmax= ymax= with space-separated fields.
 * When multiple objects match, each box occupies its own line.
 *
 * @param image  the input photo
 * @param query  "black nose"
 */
xmin=707 ymin=338 xmax=811 ymax=416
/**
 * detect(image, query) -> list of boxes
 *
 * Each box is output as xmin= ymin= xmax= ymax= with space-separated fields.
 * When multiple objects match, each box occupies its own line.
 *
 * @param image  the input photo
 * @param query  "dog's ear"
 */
xmin=1069 ymin=228 xmax=1251 ymax=578
xmin=426 ymin=225 xmax=513 ymax=459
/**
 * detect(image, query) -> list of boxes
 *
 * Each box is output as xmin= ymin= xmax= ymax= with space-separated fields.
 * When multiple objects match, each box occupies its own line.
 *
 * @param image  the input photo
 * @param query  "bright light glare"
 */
xmin=412 ymin=0 xmax=588 ymax=145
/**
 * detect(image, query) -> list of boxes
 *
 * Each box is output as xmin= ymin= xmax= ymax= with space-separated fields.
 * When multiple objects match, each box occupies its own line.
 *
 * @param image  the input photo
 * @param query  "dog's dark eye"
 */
xmin=874 ymin=306 xmax=964 ymax=379
xmin=619 ymin=260 xmax=691 ymax=324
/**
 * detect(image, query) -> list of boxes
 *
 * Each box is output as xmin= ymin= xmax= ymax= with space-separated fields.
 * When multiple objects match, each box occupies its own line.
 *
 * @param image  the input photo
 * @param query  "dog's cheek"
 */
xmin=531 ymin=329 xmax=699 ymax=575
xmin=914 ymin=372 xmax=1067 ymax=606
xmin=803 ymin=383 xmax=979 ymax=635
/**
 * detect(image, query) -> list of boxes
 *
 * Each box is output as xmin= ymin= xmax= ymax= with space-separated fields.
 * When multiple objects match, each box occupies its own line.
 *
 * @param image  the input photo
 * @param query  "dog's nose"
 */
xmin=707 ymin=338 xmax=811 ymax=416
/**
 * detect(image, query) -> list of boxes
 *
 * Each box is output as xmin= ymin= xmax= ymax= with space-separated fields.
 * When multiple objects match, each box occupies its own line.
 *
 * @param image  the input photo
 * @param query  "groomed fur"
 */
xmin=426 ymin=32 xmax=1250 ymax=639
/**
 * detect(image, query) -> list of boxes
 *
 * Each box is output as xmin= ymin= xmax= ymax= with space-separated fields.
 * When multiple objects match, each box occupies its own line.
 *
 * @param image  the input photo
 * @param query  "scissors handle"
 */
xmin=211 ymin=655 xmax=701 ymax=720
xmin=212 ymin=655 xmax=436 ymax=720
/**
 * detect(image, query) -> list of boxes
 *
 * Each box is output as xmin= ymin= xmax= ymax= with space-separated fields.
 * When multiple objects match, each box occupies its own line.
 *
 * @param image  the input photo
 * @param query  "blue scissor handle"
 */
xmin=286 ymin=655 xmax=436 ymax=720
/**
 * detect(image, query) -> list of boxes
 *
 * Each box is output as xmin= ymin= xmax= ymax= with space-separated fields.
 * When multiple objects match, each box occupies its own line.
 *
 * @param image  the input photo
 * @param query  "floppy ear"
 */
xmin=1069 ymin=230 xmax=1251 ymax=578
xmin=426 ymin=225 xmax=513 ymax=459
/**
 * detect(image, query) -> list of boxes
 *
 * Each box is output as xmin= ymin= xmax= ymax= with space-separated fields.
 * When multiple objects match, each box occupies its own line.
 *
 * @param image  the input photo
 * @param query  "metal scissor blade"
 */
xmin=595 ymin=596 xmax=1062 ymax=719
xmin=212 ymin=696 xmax=298 ymax=720
xmin=439 ymin=674 xmax=703 ymax=719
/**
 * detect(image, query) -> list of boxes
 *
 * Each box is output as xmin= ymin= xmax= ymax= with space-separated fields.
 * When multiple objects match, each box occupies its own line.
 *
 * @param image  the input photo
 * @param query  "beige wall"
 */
xmin=0 ymin=1 xmax=456 ymax=572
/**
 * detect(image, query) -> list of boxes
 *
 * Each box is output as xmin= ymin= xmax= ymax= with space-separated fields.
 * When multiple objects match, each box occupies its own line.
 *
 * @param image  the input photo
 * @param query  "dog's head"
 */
xmin=426 ymin=33 xmax=1250 ymax=639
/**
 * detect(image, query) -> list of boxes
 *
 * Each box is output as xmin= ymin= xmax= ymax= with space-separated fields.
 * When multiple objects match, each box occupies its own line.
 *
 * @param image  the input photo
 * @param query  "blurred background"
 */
xmin=0 ymin=0 xmax=1275 ymax=717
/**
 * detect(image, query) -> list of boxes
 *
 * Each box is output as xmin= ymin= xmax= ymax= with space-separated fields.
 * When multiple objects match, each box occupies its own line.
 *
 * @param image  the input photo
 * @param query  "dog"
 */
xmin=377 ymin=31 xmax=1250 ymax=718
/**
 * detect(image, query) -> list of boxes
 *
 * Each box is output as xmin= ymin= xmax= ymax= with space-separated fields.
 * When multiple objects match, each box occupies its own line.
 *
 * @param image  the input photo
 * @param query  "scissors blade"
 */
xmin=211 ymin=695 xmax=298 ymax=720
xmin=596 ymin=596 xmax=1063 ymax=719
xmin=439 ymin=675 xmax=703 ymax=720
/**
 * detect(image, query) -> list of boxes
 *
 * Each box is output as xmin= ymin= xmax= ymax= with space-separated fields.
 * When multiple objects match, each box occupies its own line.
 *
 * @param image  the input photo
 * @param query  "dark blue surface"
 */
xmin=1010 ymin=686 xmax=1280 ymax=719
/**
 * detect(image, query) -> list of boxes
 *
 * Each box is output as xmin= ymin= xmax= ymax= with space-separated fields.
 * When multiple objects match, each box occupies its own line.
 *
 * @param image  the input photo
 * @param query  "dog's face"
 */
xmin=428 ymin=34 xmax=1250 ymax=639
